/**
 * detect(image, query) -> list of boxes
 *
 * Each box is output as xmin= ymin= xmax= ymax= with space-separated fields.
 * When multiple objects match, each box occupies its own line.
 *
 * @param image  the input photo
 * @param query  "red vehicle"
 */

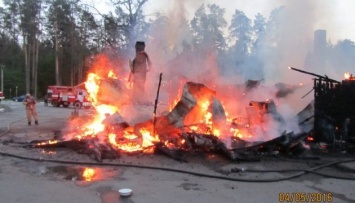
xmin=47 ymin=85 xmax=91 ymax=108
xmin=0 ymin=91 xmax=4 ymax=101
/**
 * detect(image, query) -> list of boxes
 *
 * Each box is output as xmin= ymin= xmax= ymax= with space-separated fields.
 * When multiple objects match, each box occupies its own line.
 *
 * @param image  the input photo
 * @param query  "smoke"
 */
xmin=94 ymin=0 xmax=350 ymax=142
xmin=141 ymin=1 xmax=312 ymax=141
xmin=261 ymin=0 xmax=334 ymax=85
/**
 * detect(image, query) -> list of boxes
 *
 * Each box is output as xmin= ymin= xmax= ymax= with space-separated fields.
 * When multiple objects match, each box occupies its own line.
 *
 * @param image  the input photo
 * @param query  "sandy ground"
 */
xmin=0 ymin=100 xmax=355 ymax=203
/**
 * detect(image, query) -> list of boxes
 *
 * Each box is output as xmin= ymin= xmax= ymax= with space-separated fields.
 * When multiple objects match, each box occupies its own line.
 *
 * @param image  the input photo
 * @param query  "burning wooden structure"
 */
xmin=291 ymin=67 xmax=355 ymax=143
xmin=21 ymin=79 xmax=309 ymax=162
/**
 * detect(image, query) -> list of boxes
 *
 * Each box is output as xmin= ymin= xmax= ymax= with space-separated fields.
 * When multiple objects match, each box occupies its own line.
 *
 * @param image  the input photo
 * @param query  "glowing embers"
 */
xmin=37 ymin=140 xmax=58 ymax=146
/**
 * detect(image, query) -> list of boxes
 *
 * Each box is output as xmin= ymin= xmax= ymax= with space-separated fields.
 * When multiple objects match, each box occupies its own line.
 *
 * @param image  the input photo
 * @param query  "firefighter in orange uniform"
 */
xmin=23 ymin=93 xmax=39 ymax=126
xmin=131 ymin=41 xmax=152 ymax=104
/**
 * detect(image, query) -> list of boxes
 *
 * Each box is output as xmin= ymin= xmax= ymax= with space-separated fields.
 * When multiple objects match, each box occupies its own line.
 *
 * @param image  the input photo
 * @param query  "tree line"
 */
xmin=0 ymin=0 xmax=354 ymax=99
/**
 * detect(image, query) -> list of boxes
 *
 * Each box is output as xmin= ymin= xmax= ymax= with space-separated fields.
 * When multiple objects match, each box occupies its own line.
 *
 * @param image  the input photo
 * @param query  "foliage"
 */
xmin=190 ymin=4 xmax=227 ymax=53
xmin=0 ymin=0 xmax=354 ymax=96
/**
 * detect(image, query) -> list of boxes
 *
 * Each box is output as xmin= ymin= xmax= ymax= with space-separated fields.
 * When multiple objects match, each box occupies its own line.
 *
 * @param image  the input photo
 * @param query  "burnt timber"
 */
xmin=291 ymin=67 xmax=355 ymax=143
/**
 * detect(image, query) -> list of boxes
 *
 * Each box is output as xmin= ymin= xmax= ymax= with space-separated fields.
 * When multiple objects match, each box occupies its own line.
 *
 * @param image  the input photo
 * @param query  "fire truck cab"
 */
xmin=47 ymin=85 xmax=91 ymax=109
xmin=0 ymin=91 xmax=4 ymax=102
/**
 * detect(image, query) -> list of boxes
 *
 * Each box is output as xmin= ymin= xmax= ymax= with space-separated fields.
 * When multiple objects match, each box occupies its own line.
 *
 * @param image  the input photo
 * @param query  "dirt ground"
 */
xmin=0 ymin=100 xmax=354 ymax=203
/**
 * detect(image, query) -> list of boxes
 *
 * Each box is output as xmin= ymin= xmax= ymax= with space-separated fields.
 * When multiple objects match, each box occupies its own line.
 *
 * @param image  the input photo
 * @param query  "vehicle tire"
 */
xmin=74 ymin=101 xmax=82 ymax=109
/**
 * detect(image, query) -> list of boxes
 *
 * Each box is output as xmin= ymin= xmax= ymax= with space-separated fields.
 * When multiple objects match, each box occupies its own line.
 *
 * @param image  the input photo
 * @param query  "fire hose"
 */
xmin=0 ymin=150 xmax=354 ymax=182
xmin=0 ymin=117 xmax=26 ymax=137
xmin=1 ymin=116 xmax=355 ymax=182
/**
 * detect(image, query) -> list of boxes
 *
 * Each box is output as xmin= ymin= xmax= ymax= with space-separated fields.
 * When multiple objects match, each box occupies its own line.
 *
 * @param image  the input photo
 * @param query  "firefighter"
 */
xmin=23 ymin=93 xmax=39 ymax=126
xmin=131 ymin=41 xmax=152 ymax=104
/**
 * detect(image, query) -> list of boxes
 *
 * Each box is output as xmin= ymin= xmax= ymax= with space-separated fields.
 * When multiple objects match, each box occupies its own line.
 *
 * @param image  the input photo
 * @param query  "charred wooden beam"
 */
xmin=154 ymin=142 xmax=187 ymax=162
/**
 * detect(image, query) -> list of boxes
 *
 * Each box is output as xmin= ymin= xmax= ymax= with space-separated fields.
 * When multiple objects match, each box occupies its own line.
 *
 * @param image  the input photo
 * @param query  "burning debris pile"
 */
xmin=25 ymin=68 xmax=310 ymax=162
xmin=19 ymin=56 xmax=355 ymax=162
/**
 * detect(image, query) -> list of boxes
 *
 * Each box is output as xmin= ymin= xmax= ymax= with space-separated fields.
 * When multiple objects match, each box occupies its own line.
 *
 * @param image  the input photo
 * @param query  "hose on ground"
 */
xmin=1 ymin=113 xmax=354 ymax=182
xmin=0 ymin=150 xmax=354 ymax=182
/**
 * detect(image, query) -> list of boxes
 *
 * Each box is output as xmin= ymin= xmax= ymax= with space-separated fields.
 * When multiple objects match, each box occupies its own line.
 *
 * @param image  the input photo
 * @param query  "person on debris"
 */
xmin=23 ymin=93 xmax=39 ymax=126
xmin=130 ymin=41 xmax=152 ymax=104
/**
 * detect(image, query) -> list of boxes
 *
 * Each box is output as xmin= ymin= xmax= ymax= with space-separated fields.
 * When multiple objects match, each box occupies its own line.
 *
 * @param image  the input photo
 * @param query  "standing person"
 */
xmin=44 ymin=94 xmax=48 ymax=106
xmin=23 ymin=93 xmax=39 ymax=126
xmin=131 ymin=41 xmax=152 ymax=104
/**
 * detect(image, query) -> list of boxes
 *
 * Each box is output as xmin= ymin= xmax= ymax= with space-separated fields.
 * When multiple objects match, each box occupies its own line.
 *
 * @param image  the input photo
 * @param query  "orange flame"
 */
xmin=141 ymin=128 xmax=160 ymax=148
xmin=108 ymin=133 xmax=142 ymax=152
xmin=69 ymin=55 xmax=265 ymax=154
xmin=108 ymin=70 xmax=117 ymax=78
xmin=344 ymin=72 xmax=350 ymax=80
xmin=344 ymin=72 xmax=354 ymax=80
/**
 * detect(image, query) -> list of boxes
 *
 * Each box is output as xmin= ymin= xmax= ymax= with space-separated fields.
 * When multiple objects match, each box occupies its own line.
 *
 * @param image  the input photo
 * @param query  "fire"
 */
xmin=108 ymin=70 xmax=117 ymax=78
xmin=37 ymin=140 xmax=58 ymax=146
xmin=307 ymin=136 xmax=314 ymax=141
xmin=231 ymin=128 xmax=243 ymax=138
xmin=108 ymin=133 xmax=142 ymax=152
xmin=213 ymin=128 xmax=221 ymax=137
xmin=201 ymin=101 xmax=213 ymax=125
xmin=169 ymin=99 xmax=179 ymax=111
xmin=106 ymin=129 xmax=159 ymax=153
xmin=77 ymin=72 xmax=120 ymax=139
xmin=85 ymin=73 xmax=100 ymax=105
xmin=63 ymin=56 xmax=269 ymax=156
xmin=169 ymin=80 xmax=184 ymax=111
xmin=344 ymin=72 xmax=354 ymax=80
xmin=82 ymin=168 xmax=95 ymax=181
xmin=68 ymin=69 xmax=165 ymax=153
xmin=141 ymin=128 xmax=160 ymax=148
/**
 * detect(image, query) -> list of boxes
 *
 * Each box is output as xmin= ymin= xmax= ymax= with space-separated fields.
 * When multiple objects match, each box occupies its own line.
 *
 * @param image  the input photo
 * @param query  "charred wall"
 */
xmin=314 ymin=78 xmax=355 ymax=142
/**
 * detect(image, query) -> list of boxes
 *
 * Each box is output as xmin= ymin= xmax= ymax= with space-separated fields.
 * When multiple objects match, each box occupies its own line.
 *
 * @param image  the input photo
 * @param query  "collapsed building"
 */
xmin=8 ymin=53 xmax=353 ymax=162
xmin=313 ymin=72 xmax=355 ymax=143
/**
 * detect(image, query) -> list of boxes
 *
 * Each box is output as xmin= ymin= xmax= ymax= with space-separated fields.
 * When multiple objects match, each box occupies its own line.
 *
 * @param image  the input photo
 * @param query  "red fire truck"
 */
xmin=47 ymin=84 xmax=91 ymax=108
xmin=0 ymin=91 xmax=4 ymax=101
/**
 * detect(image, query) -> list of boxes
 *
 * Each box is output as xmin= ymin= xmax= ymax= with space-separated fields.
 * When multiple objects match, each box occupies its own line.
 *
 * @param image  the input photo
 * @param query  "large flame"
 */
xmin=67 ymin=66 xmax=160 ymax=153
xmin=59 ymin=55 xmax=287 ymax=154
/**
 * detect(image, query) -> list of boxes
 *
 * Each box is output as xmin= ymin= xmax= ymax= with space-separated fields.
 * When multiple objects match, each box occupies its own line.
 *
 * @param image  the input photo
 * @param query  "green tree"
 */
xmin=328 ymin=39 xmax=355 ymax=74
xmin=190 ymin=4 xmax=227 ymax=53
xmin=252 ymin=13 xmax=266 ymax=52
xmin=76 ymin=7 xmax=99 ymax=83
xmin=1 ymin=0 xmax=27 ymax=96
xmin=229 ymin=9 xmax=252 ymax=57
xmin=19 ymin=0 xmax=43 ymax=97
xmin=46 ymin=0 xmax=81 ymax=86
xmin=110 ymin=0 xmax=150 ymax=53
